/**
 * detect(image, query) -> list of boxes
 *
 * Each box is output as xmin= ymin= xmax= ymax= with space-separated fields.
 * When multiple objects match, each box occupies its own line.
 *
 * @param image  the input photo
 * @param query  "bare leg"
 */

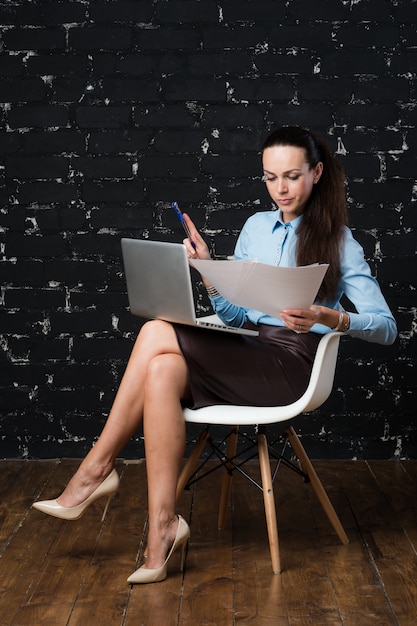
xmin=57 ymin=320 xmax=189 ymax=508
xmin=141 ymin=352 xmax=189 ymax=569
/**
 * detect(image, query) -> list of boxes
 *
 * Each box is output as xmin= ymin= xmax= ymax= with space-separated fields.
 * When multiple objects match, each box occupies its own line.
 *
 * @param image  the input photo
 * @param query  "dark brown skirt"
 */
xmin=173 ymin=323 xmax=322 ymax=409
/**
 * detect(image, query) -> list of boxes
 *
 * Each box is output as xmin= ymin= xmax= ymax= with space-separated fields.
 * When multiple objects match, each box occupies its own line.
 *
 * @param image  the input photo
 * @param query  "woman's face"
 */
xmin=262 ymin=145 xmax=323 ymax=222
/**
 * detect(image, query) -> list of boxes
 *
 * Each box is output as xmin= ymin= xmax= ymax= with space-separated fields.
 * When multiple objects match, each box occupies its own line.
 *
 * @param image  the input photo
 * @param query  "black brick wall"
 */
xmin=0 ymin=0 xmax=416 ymax=460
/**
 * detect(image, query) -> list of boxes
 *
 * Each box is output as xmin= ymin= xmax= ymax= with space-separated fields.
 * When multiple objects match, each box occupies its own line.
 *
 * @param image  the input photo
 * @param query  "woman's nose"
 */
xmin=276 ymin=177 xmax=287 ymax=193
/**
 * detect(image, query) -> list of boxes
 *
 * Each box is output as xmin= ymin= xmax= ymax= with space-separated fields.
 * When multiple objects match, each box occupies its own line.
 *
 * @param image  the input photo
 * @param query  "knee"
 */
xmin=135 ymin=319 xmax=173 ymax=350
xmin=139 ymin=319 xmax=170 ymax=341
xmin=146 ymin=353 xmax=176 ymax=383
xmin=145 ymin=354 xmax=186 ymax=397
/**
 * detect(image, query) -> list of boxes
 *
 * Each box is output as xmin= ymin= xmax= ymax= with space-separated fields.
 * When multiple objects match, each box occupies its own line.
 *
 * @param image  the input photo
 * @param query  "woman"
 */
xmin=33 ymin=126 xmax=397 ymax=583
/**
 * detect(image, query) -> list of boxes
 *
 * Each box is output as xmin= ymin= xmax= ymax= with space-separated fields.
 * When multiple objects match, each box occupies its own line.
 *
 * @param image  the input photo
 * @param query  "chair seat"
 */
xmin=183 ymin=398 xmax=320 ymax=425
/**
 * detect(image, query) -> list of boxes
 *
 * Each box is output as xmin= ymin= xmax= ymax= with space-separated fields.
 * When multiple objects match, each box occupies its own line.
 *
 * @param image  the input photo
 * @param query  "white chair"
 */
xmin=176 ymin=330 xmax=349 ymax=574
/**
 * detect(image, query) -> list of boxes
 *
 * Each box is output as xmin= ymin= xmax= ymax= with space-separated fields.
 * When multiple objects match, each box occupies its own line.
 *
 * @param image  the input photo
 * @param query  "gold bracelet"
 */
xmin=334 ymin=311 xmax=350 ymax=332
xmin=206 ymin=285 xmax=220 ymax=298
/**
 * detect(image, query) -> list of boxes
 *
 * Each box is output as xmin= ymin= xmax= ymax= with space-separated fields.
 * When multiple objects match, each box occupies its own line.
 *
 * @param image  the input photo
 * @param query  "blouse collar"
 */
xmin=273 ymin=209 xmax=303 ymax=231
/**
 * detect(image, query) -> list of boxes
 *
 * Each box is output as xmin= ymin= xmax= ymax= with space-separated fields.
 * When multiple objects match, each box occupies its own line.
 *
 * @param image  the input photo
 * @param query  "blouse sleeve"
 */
xmin=340 ymin=228 xmax=397 ymax=345
xmin=207 ymin=292 xmax=248 ymax=327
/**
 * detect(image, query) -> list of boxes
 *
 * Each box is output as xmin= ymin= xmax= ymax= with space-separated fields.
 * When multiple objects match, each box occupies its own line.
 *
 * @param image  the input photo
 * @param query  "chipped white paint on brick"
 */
xmin=0 ymin=0 xmax=414 ymax=460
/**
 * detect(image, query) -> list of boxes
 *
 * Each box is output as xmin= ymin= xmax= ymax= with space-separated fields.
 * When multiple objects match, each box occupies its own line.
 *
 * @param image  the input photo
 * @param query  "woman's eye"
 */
xmin=262 ymin=174 xmax=301 ymax=182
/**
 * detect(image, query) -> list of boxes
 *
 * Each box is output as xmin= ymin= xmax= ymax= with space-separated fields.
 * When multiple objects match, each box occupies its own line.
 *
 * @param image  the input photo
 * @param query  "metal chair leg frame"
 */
xmin=176 ymin=423 xmax=348 ymax=573
xmin=218 ymin=426 xmax=239 ymax=529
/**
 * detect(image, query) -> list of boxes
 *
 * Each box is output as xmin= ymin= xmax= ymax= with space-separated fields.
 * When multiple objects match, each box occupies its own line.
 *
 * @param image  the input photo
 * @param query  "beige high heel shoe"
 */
xmin=32 ymin=469 xmax=120 ymax=522
xmin=127 ymin=515 xmax=190 ymax=584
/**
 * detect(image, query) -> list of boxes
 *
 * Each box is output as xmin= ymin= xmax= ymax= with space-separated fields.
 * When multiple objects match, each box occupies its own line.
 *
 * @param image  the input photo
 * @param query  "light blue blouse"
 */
xmin=209 ymin=210 xmax=397 ymax=345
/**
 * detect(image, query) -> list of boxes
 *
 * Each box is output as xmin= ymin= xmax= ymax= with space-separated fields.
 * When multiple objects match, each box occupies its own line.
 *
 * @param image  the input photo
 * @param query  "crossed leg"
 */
xmin=55 ymin=319 xmax=191 ymax=568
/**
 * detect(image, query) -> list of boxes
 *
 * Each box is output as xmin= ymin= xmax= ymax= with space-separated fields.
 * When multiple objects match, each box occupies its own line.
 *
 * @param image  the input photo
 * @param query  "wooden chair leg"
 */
xmin=218 ymin=426 xmax=238 ymax=529
xmin=285 ymin=426 xmax=349 ymax=545
xmin=176 ymin=428 xmax=210 ymax=502
xmin=258 ymin=432 xmax=281 ymax=574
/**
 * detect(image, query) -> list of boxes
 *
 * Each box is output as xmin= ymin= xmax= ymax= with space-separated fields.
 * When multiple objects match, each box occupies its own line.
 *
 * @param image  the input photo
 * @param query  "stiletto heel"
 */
xmin=32 ymin=469 xmax=120 ymax=521
xmin=127 ymin=515 xmax=190 ymax=584
xmin=179 ymin=537 xmax=187 ymax=572
xmin=101 ymin=494 xmax=113 ymax=522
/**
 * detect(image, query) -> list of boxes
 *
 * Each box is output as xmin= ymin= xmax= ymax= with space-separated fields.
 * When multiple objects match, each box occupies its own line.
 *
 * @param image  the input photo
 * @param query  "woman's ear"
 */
xmin=313 ymin=162 xmax=323 ymax=183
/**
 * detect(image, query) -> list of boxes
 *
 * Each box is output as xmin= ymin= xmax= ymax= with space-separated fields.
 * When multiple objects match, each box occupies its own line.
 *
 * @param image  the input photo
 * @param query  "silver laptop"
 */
xmin=121 ymin=238 xmax=259 ymax=336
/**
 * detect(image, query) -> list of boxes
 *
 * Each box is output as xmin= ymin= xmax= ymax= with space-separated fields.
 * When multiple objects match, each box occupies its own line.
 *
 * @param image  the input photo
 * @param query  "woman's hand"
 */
xmin=280 ymin=304 xmax=344 ymax=333
xmin=182 ymin=213 xmax=211 ymax=260
xmin=280 ymin=306 xmax=320 ymax=333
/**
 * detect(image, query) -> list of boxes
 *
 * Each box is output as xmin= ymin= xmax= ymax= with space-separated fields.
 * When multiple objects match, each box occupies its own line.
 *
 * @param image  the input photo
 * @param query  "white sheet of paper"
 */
xmin=190 ymin=259 xmax=329 ymax=318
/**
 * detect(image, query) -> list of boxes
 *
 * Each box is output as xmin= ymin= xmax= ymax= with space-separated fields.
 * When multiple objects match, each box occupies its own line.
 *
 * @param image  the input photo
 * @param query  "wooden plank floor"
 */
xmin=0 ymin=458 xmax=416 ymax=625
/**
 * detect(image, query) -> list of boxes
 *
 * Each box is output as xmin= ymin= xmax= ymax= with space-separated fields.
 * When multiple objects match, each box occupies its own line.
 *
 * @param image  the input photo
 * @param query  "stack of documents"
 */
xmin=190 ymin=259 xmax=329 ymax=318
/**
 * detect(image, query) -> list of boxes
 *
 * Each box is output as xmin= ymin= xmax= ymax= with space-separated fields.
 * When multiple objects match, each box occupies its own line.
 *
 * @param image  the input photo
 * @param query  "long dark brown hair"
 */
xmin=262 ymin=126 xmax=348 ymax=302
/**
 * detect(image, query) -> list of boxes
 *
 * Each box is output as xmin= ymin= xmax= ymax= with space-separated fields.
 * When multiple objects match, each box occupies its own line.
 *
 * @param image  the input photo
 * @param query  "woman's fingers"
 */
xmin=182 ymin=213 xmax=211 ymax=259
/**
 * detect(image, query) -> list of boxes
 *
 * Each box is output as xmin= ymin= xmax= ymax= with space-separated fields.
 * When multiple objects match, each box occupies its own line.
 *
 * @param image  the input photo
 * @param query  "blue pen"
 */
xmin=172 ymin=202 xmax=196 ymax=249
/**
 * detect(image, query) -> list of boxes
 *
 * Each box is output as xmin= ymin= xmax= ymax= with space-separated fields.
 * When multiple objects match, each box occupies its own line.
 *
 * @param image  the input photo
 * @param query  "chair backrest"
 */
xmin=183 ymin=331 xmax=342 ymax=426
